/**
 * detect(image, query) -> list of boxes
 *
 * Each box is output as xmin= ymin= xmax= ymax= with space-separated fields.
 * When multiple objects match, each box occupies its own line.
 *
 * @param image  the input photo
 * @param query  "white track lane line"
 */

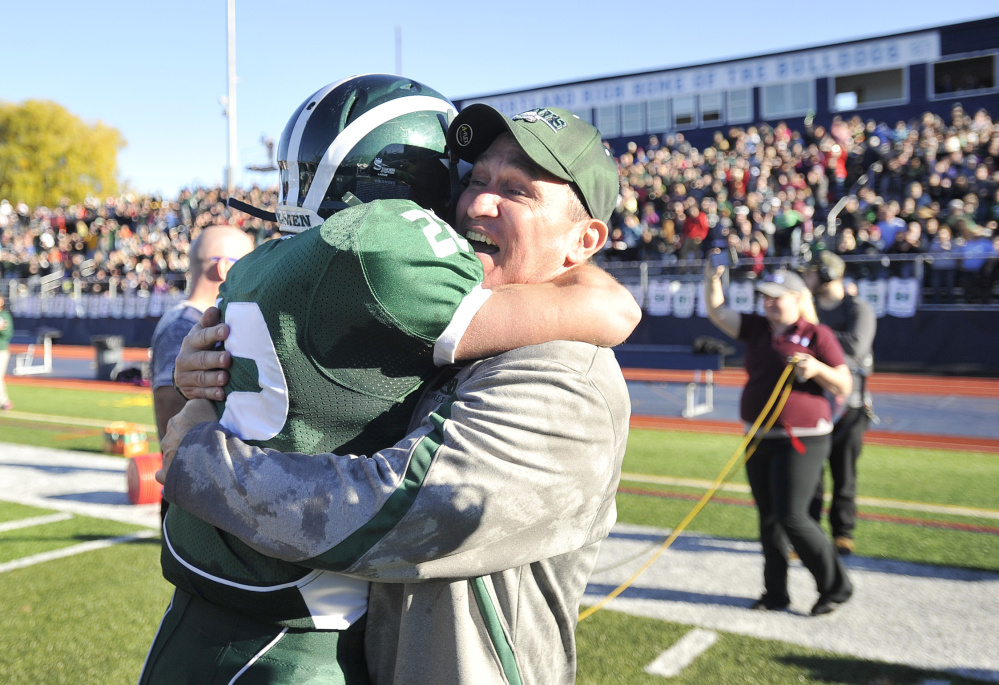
xmin=644 ymin=628 xmax=719 ymax=678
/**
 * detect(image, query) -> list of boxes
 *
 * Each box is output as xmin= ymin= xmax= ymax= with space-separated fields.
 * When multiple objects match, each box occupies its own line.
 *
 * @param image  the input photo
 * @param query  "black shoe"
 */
xmin=811 ymin=591 xmax=852 ymax=616
xmin=750 ymin=596 xmax=789 ymax=611
xmin=834 ymin=536 xmax=855 ymax=556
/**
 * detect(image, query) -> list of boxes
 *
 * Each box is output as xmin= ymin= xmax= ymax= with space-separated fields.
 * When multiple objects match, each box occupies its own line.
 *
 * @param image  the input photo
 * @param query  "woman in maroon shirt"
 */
xmin=704 ymin=258 xmax=854 ymax=616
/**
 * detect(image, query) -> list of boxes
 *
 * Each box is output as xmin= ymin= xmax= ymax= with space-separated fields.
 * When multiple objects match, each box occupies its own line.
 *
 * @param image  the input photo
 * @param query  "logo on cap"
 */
xmin=455 ymin=123 xmax=473 ymax=148
xmin=513 ymin=108 xmax=566 ymax=133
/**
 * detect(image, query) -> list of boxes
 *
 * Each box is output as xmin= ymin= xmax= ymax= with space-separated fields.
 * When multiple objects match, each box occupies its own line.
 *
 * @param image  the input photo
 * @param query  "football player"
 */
xmin=141 ymin=75 xmax=638 ymax=684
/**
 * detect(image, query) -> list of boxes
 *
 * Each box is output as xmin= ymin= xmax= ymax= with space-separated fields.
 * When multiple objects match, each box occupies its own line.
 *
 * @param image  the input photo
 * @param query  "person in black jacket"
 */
xmin=801 ymin=251 xmax=877 ymax=555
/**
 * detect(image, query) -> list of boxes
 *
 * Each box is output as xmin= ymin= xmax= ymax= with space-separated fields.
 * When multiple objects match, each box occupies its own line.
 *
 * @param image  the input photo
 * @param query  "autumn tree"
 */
xmin=0 ymin=100 xmax=125 ymax=207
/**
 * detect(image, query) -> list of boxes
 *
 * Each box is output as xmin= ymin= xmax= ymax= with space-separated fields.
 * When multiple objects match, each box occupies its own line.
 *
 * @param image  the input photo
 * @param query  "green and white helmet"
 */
xmin=273 ymin=74 xmax=457 ymax=233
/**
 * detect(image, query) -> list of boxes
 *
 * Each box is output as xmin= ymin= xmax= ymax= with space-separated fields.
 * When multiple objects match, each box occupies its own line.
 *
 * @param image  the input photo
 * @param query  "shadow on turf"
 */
xmin=607 ymin=530 xmax=999 ymax=583
xmin=50 ymin=490 xmax=132 ymax=505
xmin=584 ymin=582 xmax=756 ymax=609
xmin=779 ymin=654 xmax=992 ymax=685
xmin=843 ymin=555 xmax=999 ymax=582
xmin=1 ymin=533 xmax=161 ymax=545
xmin=607 ymin=529 xmax=759 ymax=557
xmin=3 ymin=461 xmax=125 ymax=475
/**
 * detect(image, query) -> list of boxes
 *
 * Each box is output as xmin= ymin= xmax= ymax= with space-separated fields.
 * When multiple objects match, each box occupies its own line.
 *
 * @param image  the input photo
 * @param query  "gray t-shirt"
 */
xmin=149 ymin=302 xmax=203 ymax=389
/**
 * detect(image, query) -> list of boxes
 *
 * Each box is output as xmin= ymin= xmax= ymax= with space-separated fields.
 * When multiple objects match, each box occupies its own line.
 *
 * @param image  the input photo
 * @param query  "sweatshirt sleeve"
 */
xmin=834 ymin=299 xmax=876 ymax=364
xmin=163 ymin=342 xmax=630 ymax=580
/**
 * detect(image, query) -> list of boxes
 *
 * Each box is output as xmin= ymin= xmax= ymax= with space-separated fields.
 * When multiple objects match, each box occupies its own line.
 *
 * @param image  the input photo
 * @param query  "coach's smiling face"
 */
xmin=457 ymin=133 xmax=607 ymax=289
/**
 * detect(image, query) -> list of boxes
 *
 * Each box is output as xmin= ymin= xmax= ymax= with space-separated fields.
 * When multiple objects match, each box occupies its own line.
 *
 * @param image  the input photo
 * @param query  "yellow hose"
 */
xmin=579 ymin=363 xmax=795 ymax=621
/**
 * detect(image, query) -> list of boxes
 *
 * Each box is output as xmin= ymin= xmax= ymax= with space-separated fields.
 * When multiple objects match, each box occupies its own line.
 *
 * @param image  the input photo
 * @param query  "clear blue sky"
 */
xmin=2 ymin=1 xmax=993 ymax=198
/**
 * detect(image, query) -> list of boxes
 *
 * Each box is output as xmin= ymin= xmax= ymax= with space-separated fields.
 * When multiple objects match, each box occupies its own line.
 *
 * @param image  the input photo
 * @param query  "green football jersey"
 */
xmin=162 ymin=199 xmax=485 ymax=628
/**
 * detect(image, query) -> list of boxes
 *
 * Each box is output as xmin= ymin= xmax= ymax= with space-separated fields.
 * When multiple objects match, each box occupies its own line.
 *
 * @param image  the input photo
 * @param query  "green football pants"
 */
xmin=138 ymin=589 xmax=370 ymax=684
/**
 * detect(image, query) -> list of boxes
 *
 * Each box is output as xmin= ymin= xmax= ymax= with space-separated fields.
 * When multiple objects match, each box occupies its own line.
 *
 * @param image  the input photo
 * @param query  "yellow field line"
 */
xmin=0 ymin=410 xmax=156 ymax=434
xmin=620 ymin=472 xmax=999 ymax=520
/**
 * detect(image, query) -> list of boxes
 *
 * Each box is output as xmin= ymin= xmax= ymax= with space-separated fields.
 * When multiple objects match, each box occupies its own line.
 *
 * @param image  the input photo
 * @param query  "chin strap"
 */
xmin=227 ymin=198 xmax=277 ymax=223
xmin=445 ymin=150 xmax=464 ymax=227
xmin=439 ymin=112 xmax=464 ymax=227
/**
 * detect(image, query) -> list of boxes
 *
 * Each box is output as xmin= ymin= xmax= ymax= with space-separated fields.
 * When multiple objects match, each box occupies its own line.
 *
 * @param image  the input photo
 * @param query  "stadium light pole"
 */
xmin=224 ymin=0 xmax=237 ymax=194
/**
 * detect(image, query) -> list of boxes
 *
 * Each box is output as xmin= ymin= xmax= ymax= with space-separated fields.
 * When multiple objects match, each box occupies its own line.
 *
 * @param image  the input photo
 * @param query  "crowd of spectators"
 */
xmin=2 ymin=104 xmax=999 ymax=306
xmin=0 ymin=186 xmax=278 ymax=299
xmin=602 ymin=103 xmax=999 ymax=304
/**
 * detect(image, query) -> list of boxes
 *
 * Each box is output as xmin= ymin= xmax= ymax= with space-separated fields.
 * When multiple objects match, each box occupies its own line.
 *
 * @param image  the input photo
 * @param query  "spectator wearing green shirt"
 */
xmin=0 ymin=294 xmax=14 ymax=410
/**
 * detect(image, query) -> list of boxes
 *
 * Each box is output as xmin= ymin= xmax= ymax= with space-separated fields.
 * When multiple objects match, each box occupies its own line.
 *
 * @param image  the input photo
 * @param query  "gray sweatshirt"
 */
xmin=165 ymin=341 xmax=631 ymax=685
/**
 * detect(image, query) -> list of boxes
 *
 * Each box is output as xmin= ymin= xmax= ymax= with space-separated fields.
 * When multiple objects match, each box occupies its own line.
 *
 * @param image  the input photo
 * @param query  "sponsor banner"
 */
xmin=647 ymin=280 xmax=672 ymax=316
xmin=887 ymin=278 xmax=920 ymax=318
xmin=672 ymin=282 xmax=696 ymax=318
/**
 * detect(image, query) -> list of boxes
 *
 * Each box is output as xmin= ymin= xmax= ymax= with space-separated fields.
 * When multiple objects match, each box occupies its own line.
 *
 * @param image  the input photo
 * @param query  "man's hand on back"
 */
xmin=175 ymin=306 xmax=231 ymax=401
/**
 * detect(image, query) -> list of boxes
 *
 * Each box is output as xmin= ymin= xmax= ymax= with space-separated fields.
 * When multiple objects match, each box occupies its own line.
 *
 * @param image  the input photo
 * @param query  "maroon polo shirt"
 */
xmin=738 ymin=313 xmax=846 ymax=430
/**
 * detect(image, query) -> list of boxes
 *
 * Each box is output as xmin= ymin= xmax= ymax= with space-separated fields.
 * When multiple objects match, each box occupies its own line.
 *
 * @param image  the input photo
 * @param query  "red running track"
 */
xmin=9 ymin=346 xmax=999 ymax=452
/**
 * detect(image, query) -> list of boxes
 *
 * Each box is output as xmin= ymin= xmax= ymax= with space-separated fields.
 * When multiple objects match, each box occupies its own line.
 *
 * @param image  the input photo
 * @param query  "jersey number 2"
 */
xmin=404 ymin=208 xmax=470 ymax=258
xmin=217 ymin=302 xmax=290 ymax=441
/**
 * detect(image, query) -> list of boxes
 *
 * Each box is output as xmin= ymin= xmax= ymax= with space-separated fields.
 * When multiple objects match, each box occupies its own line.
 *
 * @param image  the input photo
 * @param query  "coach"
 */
xmin=162 ymin=105 xmax=631 ymax=685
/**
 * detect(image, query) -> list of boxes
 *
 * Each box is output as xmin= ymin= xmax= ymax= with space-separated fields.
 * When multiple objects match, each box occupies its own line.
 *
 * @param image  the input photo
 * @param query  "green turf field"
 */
xmin=1 ymin=382 xmax=997 ymax=683
xmin=0 ymin=383 xmax=160 ymax=454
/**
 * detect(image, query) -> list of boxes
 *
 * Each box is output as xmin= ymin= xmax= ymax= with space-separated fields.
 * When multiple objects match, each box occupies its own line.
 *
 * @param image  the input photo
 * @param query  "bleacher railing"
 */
xmin=4 ymin=252 xmax=997 ymax=321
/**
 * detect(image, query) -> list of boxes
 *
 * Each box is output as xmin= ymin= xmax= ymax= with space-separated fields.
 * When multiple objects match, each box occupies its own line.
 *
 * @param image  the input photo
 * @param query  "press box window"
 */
xmin=595 ymin=105 xmax=620 ymax=137
xmin=727 ymin=88 xmax=753 ymax=123
xmin=674 ymin=95 xmax=696 ymax=128
xmin=833 ymin=68 xmax=906 ymax=111
xmin=621 ymin=102 xmax=645 ymax=136
xmin=647 ymin=98 xmax=670 ymax=131
xmin=761 ymin=80 xmax=814 ymax=119
xmin=700 ymin=92 xmax=723 ymax=124
xmin=931 ymin=54 xmax=997 ymax=97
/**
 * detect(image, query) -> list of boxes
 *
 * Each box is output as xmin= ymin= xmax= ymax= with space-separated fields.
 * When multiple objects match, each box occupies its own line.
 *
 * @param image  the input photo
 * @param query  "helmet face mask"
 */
xmin=274 ymin=75 xmax=456 ymax=233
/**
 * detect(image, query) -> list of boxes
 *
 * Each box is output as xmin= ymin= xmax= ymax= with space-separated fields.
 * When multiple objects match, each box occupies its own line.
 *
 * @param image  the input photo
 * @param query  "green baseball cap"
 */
xmin=447 ymin=104 xmax=620 ymax=223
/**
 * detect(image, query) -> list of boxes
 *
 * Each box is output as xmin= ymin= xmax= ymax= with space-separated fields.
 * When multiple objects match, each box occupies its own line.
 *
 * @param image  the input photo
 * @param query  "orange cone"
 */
xmin=127 ymin=453 xmax=163 ymax=505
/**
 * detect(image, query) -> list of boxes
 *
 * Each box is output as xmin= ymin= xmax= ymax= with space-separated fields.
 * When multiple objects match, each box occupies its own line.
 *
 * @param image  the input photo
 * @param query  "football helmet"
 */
xmin=269 ymin=74 xmax=457 ymax=233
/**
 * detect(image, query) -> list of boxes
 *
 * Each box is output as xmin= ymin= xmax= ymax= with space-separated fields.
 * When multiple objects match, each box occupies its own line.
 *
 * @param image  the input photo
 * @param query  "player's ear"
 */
xmin=215 ymin=258 xmax=233 ymax=282
xmin=566 ymin=218 xmax=608 ymax=266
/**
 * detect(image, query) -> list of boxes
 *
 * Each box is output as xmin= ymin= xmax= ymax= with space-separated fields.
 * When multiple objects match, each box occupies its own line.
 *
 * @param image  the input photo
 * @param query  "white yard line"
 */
xmin=0 ymin=530 xmax=158 ymax=574
xmin=644 ymin=628 xmax=718 ymax=678
xmin=0 ymin=512 xmax=73 ymax=533
xmin=620 ymin=472 xmax=999 ymax=520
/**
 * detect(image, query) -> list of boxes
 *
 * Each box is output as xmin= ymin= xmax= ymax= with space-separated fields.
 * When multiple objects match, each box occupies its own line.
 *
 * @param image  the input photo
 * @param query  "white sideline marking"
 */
xmin=644 ymin=628 xmax=718 ymax=678
xmin=0 ymin=530 xmax=157 ymax=573
xmin=0 ymin=410 xmax=156 ymax=433
xmin=0 ymin=513 xmax=73 ymax=533
xmin=620 ymin=472 xmax=999 ymax=520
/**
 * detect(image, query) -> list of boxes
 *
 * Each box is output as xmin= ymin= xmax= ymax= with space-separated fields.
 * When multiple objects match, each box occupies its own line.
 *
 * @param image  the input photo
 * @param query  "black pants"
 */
xmin=811 ymin=407 xmax=869 ymax=539
xmin=746 ymin=434 xmax=852 ymax=604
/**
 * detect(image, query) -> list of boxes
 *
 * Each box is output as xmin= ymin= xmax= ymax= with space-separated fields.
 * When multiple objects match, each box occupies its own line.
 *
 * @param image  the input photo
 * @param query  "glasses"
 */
xmin=210 ymin=256 xmax=240 ymax=264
